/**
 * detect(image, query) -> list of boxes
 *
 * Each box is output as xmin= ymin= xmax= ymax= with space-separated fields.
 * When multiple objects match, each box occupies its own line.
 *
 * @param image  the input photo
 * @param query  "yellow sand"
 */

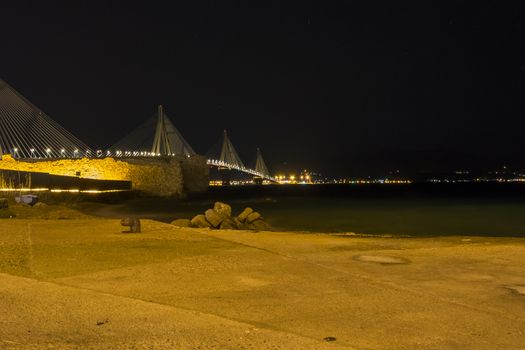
xmin=0 ymin=219 xmax=524 ymax=349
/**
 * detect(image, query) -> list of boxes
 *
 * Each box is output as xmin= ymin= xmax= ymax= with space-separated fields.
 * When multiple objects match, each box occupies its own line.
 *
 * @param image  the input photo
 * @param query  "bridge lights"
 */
xmin=46 ymin=148 xmax=51 ymax=157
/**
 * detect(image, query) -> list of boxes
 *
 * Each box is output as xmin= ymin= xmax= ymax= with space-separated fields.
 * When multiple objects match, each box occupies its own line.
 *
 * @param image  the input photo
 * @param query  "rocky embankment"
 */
xmin=0 ymin=197 xmax=93 ymax=219
xmin=171 ymin=202 xmax=271 ymax=231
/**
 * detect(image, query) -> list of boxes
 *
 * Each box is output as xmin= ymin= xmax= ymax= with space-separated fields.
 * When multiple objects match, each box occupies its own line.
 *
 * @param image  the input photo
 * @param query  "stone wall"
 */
xmin=180 ymin=155 xmax=210 ymax=193
xmin=123 ymin=157 xmax=184 ymax=197
xmin=0 ymin=155 xmax=209 ymax=196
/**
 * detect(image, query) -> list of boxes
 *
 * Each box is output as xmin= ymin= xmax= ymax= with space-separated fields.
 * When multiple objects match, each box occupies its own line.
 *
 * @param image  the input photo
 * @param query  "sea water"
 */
xmin=87 ymin=183 xmax=525 ymax=237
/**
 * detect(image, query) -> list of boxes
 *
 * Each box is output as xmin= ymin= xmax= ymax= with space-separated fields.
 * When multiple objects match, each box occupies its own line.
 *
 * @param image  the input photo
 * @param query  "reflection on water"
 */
xmin=84 ymin=184 xmax=525 ymax=237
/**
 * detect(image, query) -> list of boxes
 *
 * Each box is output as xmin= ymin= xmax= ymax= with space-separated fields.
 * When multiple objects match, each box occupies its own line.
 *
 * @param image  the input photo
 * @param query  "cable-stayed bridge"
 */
xmin=111 ymin=105 xmax=275 ymax=181
xmin=206 ymin=130 xmax=274 ymax=181
xmin=111 ymin=105 xmax=196 ymax=158
xmin=0 ymin=78 xmax=91 ymax=158
xmin=0 ymin=78 xmax=275 ymax=182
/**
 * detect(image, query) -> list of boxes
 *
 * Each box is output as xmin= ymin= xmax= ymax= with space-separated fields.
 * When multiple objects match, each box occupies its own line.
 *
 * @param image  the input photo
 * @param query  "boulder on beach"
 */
xmin=233 ymin=217 xmax=245 ymax=230
xmin=213 ymin=202 xmax=232 ymax=219
xmin=205 ymin=208 xmax=224 ymax=228
xmin=245 ymin=211 xmax=262 ymax=224
xmin=219 ymin=217 xmax=238 ymax=230
xmin=247 ymin=219 xmax=271 ymax=231
xmin=237 ymin=207 xmax=253 ymax=222
xmin=186 ymin=202 xmax=270 ymax=231
xmin=191 ymin=214 xmax=211 ymax=228
xmin=171 ymin=218 xmax=191 ymax=227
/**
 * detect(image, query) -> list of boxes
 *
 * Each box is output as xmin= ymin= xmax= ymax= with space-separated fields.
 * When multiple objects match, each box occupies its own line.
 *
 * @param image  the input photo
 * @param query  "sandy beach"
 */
xmin=1 ymin=217 xmax=525 ymax=349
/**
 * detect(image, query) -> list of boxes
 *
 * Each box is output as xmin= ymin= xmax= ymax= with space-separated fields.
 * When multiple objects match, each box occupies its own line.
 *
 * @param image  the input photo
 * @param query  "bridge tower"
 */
xmin=253 ymin=148 xmax=270 ymax=184
xmin=152 ymin=105 xmax=173 ymax=155
xmin=112 ymin=105 xmax=195 ymax=157
xmin=205 ymin=130 xmax=245 ymax=185
xmin=206 ymin=131 xmax=275 ymax=183
xmin=218 ymin=130 xmax=244 ymax=185
xmin=218 ymin=130 xmax=244 ymax=168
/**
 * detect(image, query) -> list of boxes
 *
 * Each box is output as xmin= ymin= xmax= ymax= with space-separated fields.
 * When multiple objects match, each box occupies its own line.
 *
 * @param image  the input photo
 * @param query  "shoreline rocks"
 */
xmin=237 ymin=207 xmax=253 ymax=222
xmin=205 ymin=208 xmax=224 ymax=228
xmin=190 ymin=214 xmax=211 ymax=228
xmin=245 ymin=211 xmax=261 ymax=224
xmin=213 ymin=202 xmax=232 ymax=219
xmin=172 ymin=202 xmax=271 ymax=231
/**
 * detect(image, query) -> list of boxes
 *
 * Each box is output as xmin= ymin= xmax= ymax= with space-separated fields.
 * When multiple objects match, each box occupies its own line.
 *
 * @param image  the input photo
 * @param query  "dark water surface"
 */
xmin=84 ymin=183 xmax=525 ymax=237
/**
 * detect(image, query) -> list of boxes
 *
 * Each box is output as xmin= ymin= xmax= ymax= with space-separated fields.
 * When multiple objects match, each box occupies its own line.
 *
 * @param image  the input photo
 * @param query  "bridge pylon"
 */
xmin=253 ymin=148 xmax=271 ymax=184
xmin=218 ymin=130 xmax=244 ymax=169
xmin=206 ymin=131 xmax=276 ymax=183
xmin=112 ymin=105 xmax=195 ymax=157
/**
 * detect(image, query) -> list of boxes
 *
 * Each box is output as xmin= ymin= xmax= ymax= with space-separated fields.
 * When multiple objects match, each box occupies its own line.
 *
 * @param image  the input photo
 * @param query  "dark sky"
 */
xmin=1 ymin=1 xmax=525 ymax=177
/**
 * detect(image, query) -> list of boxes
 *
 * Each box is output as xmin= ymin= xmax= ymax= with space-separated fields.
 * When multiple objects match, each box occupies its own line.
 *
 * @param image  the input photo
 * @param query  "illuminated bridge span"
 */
xmin=206 ymin=130 xmax=274 ymax=181
xmin=0 ymin=78 xmax=91 ymax=158
xmin=111 ymin=106 xmax=275 ymax=181
xmin=0 ymin=78 xmax=275 ymax=182
xmin=111 ymin=105 xmax=195 ymax=158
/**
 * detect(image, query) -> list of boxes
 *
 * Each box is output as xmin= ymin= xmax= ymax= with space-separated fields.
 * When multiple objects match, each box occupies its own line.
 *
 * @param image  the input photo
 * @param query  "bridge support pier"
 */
xmin=218 ymin=168 xmax=231 ymax=186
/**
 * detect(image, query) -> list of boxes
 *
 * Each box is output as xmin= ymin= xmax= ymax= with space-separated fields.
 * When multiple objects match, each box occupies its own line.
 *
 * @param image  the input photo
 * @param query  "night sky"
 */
xmin=1 ymin=1 xmax=524 ymax=177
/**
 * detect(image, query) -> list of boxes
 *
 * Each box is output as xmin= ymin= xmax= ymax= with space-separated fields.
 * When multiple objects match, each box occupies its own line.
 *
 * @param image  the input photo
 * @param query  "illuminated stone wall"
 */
xmin=181 ymin=155 xmax=210 ymax=193
xmin=0 ymin=155 xmax=208 ymax=196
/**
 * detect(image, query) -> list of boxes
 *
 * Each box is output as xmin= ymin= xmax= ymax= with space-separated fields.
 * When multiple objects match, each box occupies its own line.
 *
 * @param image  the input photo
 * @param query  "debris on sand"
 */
xmin=96 ymin=319 xmax=109 ymax=326
xmin=121 ymin=217 xmax=141 ymax=233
